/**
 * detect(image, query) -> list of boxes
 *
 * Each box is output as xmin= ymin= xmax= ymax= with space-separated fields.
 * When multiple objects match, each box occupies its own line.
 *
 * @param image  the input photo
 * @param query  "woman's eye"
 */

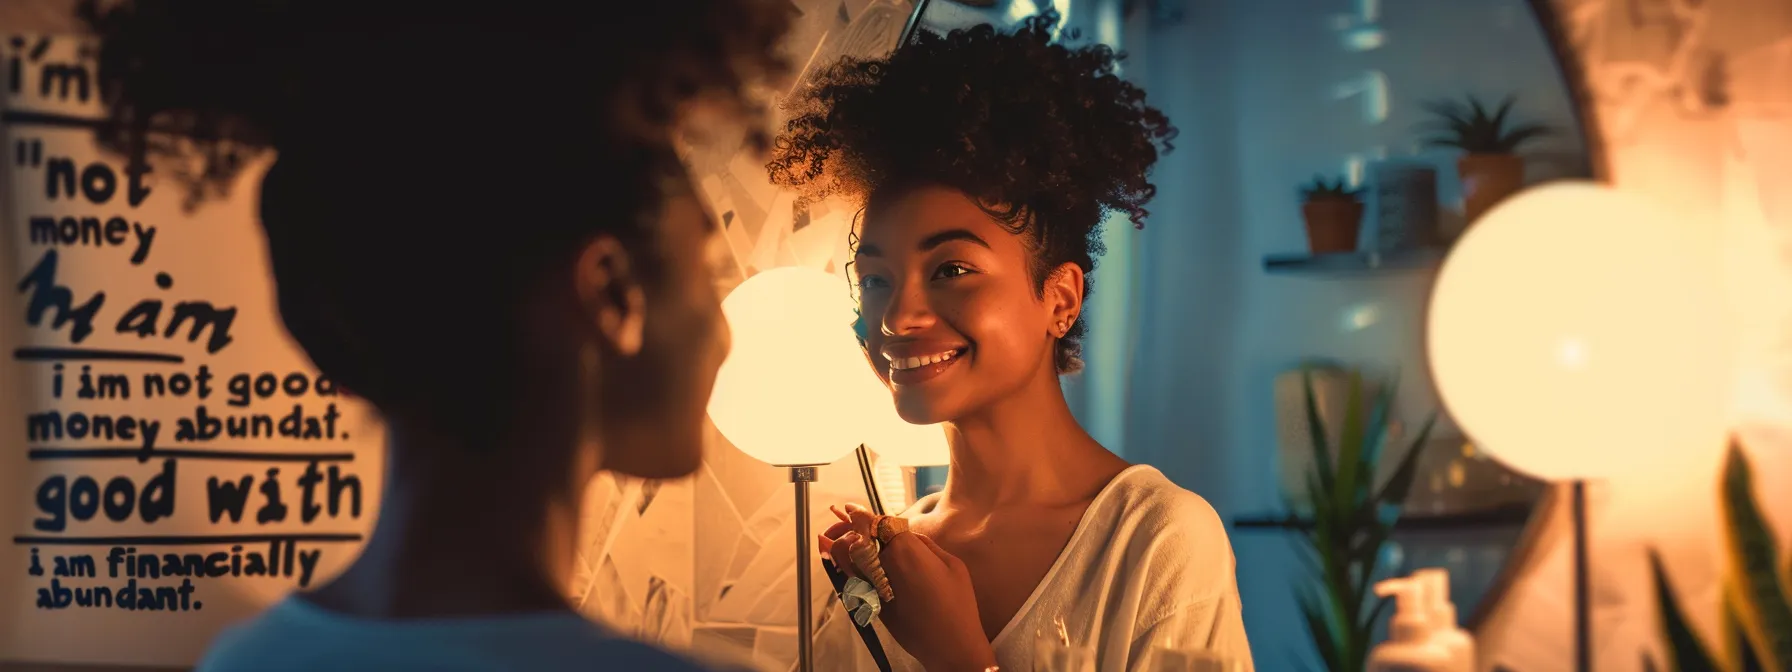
xmin=932 ymin=263 xmax=972 ymax=280
xmin=857 ymin=275 xmax=889 ymax=291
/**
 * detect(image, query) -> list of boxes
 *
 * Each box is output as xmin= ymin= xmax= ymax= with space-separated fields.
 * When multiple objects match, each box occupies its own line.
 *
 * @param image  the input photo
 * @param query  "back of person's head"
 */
xmin=82 ymin=1 xmax=793 ymax=477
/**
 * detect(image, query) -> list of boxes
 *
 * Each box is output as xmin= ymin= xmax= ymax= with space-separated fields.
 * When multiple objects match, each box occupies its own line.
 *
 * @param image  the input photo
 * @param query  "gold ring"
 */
xmin=874 ymin=515 xmax=909 ymax=545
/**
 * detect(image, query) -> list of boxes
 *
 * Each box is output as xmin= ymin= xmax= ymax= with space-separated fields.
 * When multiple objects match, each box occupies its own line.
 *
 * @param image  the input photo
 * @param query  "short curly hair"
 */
xmin=79 ymin=1 xmax=793 ymax=431
xmin=767 ymin=11 xmax=1175 ymax=373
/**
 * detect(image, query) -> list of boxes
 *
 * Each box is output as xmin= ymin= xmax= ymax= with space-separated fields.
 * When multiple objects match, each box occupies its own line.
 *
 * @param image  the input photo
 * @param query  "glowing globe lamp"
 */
xmin=705 ymin=265 xmax=881 ymax=672
xmin=862 ymin=393 xmax=950 ymax=468
xmin=1427 ymin=181 xmax=1731 ymax=484
xmin=861 ymin=393 xmax=950 ymax=511
xmin=1425 ymin=181 xmax=1732 ymax=672
xmin=708 ymin=266 xmax=881 ymax=467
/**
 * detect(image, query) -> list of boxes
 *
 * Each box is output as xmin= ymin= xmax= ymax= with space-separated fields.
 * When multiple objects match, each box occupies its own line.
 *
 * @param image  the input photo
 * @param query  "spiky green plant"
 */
xmin=1301 ymin=175 xmax=1363 ymax=203
xmin=1646 ymin=437 xmax=1792 ymax=672
xmin=1418 ymin=94 xmax=1552 ymax=154
xmin=1289 ymin=367 xmax=1437 ymax=672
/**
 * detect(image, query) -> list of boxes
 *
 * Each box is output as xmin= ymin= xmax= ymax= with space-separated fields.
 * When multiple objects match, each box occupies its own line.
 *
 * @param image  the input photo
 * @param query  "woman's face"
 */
xmin=595 ymin=174 xmax=730 ymax=479
xmin=852 ymin=185 xmax=1067 ymax=424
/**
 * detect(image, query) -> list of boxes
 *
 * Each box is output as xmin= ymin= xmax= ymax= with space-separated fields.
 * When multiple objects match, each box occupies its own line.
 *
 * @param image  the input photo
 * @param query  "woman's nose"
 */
xmin=879 ymin=282 xmax=936 ymax=336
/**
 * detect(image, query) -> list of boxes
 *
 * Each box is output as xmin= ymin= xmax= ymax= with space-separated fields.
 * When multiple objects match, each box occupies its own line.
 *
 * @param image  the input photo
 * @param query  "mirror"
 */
xmin=888 ymin=0 xmax=1597 ymax=641
xmin=675 ymin=0 xmax=1598 ymax=668
xmin=1103 ymin=0 xmax=1589 ymax=644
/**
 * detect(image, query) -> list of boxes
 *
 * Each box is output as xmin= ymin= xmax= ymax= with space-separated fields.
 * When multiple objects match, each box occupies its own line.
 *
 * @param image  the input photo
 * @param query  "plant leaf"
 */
xmin=1652 ymin=548 xmax=1727 ymax=672
xmin=1742 ymin=631 xmax=1769 ymax=672
xmin=1497 ymin=123 xmax=1552 ymax=152
xmin=1350 ymin=534 xmax=1392 ymax=590
xmin=1468 ymin=95 xmax=1491 ymax=124
xmin=1372 ymin=413 xmax=1436 ymax=515
xmin=1489 ymin=94 xmax=1517 ymax=137
xmin=1301 ymin=369 xmax=1336 ymax=495
xmin=1725 ymin=589 xmax=1770 ymax=672
xmin=1353 ymin=384 xmax=1395 ymax=508
xmin=1304 ymin=470 xmax=1329 ymax=519
xmin=1297 ymin=585 xmax=1344 ymax=671
xmin=1358 ymin=380 xmax=1396 ymax=470
xmin=1333 ymin=370 xmax=1368 ymax=516
xmin=1348 ymin=594 xmax=1393 ymax=664
xmin=1717 ymin=438 xmax=1792 ymax=672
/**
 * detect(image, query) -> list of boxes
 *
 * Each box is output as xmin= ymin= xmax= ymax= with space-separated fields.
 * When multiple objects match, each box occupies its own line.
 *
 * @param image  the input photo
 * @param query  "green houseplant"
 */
xmin=1646 ymin=436 xmax=1792 ymax=672
xmin=1418 ymin=94 xmax=1551 ymax=224
xmin=1290 ymin=367 xmax=1437 ymax=672
xmin=1300 ymin=175 xmax=1365 ymax=254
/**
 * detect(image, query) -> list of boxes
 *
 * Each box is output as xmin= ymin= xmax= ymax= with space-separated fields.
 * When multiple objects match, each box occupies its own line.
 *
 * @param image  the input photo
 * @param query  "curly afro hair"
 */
xmin=82 ymin=0 xmax=793 ymax=206
xmin=79 ymin=0 xmax=793 ymax=433
xmin=767 ymin=11 xmax=1175 ymax=374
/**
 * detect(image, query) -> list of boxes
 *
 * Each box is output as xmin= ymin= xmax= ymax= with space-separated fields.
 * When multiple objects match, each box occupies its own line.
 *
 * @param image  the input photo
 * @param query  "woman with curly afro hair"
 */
xmin=79 ymin=1 xmax=791 ymax=669
xmin=774 ymin=12 xmax=1253 ymax=672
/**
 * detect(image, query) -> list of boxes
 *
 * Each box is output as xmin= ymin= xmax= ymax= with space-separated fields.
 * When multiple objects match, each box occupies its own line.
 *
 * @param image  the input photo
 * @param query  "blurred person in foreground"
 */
xmin=80 ymin=1 xmax=792 ymax=669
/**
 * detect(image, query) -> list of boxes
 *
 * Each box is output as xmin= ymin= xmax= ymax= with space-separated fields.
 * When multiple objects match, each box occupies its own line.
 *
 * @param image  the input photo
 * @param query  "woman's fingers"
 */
xmin=829 ymin=532 xmax=862 ymax=579
xmin=822 ymin=520 xmax=853 ymax=540
xmin=832 ymin=503 xmax=879 ymax=530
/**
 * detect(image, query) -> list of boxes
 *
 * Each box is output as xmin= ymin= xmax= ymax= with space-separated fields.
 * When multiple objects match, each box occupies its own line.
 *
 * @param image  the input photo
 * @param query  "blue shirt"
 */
xmin=198 ymin=596 xmax=728 ymax=671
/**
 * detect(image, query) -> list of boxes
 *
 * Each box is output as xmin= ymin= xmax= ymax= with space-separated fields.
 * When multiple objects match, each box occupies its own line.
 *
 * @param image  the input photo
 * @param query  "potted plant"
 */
xmin=1289 ymin=366 xmax=1436 ymax=672
xmin=1645 ymin=436 xmax=1792 ymax=672
xmin=1300 ymin=175 xmax=1365 ymax=254
xmin=1419 ymin=94 xmax=1551 ymax=224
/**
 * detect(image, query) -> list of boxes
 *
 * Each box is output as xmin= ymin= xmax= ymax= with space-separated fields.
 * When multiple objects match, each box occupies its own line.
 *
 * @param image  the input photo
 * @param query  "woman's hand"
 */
xmin=820 ymin=504 xmax=997 ymax=672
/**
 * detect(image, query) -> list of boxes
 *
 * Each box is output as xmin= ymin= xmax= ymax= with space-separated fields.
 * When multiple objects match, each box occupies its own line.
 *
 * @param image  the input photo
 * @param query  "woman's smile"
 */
xmin=882 ymin=340 xmax=972 ymax=386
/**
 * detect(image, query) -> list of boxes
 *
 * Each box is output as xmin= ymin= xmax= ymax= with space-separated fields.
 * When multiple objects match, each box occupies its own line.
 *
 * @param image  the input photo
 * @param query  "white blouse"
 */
xmin=813 ymin=464 xmax=1254 ymax=671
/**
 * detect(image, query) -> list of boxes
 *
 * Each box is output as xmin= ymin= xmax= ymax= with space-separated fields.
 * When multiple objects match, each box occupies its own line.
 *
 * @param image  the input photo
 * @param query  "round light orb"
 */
xmin=865 ymin=405 xmax=951 ymax=467
xmin=844 ymin=346 xmax=951 ymax=467
xmin=708 ymin=267 xmax=884 ymax=467
xmin=1427 ymin=182 xmax=1733 ymax=483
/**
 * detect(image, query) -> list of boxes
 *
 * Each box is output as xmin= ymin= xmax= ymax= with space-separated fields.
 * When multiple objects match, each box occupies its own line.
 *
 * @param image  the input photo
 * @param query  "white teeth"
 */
xmin=890 ymin=350 xmax=958 ymax=371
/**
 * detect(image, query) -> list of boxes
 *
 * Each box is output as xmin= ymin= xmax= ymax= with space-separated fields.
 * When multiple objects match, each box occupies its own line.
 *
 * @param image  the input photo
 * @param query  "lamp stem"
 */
xmin=792 ymin=466 xmax=819 ymax=672
xmin=1572 ymin=479 xmax=1591 ymax=672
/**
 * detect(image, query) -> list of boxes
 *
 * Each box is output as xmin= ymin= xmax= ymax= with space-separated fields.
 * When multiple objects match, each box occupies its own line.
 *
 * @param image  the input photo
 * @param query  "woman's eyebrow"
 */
xmin=854 ymin=229 xmax=990 ymax=258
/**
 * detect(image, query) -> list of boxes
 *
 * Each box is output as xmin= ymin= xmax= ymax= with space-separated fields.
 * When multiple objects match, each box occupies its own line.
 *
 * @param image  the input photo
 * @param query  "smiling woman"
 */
xmin=768 ymin=10 xmax=1251 ymax=672
xmin=852 ymin=186 xmax=1077 ymax=422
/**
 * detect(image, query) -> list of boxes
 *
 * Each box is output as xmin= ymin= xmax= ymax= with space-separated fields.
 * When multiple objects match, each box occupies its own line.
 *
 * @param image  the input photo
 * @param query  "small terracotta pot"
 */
xmin=1458 ymin=153 xmax=1526 ymax=224
xmin=1302 ymin=199 xmax=1364 ymax=254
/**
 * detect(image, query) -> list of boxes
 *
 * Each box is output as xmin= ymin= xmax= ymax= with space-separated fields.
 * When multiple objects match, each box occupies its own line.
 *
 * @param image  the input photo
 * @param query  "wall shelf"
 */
xmin=1231 ymin=503 xmax=1534 ymax=533
xmin=1261 ymin=246 xmax=1447 ymax=277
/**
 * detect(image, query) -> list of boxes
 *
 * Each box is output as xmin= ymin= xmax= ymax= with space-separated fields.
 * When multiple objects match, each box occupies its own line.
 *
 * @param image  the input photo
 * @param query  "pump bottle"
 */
xmin=1414 ymin=569 xmax=1475 ymax=671
xmin=1365 ymin=574 xmax=1456 ymax=672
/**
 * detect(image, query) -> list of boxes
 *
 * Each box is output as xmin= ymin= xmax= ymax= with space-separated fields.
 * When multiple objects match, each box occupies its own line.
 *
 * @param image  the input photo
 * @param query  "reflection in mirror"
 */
xmin=1120 ymin=0 xmax=1591 ymax=668
xmin=677 ymin=0 xmax=1595 ymax=670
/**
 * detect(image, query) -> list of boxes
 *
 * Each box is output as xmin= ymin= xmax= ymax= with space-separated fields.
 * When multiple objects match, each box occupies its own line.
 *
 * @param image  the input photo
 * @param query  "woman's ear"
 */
xmin=1044 ymin=262 xmax=1084 ymax=338
xmin=574 ymin=235 xmax=647 ymax=356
